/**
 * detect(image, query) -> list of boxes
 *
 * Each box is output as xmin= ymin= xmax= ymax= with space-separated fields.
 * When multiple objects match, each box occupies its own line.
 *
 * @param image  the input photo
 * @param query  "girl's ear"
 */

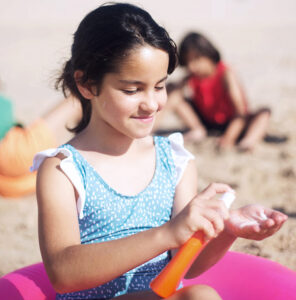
xmin=74 ymin=70 xmax=94 ymax=100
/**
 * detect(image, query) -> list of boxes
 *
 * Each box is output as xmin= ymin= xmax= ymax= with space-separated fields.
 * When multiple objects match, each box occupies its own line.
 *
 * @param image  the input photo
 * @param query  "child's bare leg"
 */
xmin=218 ymin=117 xmax=246 ymax=150
xmin=175 ymin=101 xmax=207 ymax=143
xmin=113 ymin=284 xmax=221 ymax=300
xmin=162 ymin=89 xmax=207 ymax=142
xmin=153 ymin=88 xmax=181 ymax=131
xmin=154 ymin=89 xmax=206 ymax=143
xmin=237 ymin=109 xmax=270 ymax=151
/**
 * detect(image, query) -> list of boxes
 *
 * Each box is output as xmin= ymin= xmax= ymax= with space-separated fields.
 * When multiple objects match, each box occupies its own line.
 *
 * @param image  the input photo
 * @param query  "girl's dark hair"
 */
xmin=56 ymin=2 xmax=178 ymax=133
xmin=179 ymin=32 xmax=221 ymax=66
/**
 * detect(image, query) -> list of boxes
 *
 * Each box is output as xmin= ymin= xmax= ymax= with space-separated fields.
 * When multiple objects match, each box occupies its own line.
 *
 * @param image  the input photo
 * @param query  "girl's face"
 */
xmin=185 ymin=50 xmax=216 ymax=78
xmin=91 ymin=45 xmax=169 ymax=139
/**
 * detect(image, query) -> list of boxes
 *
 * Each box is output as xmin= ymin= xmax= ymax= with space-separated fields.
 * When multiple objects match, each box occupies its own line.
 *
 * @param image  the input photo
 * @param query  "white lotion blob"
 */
xmin=219 ymin=192 xmax=236 ymax=209
xmin=239 ymin=209 xmax=268 ymax=228
xmin=219 ymin=192 xmax=268 ymax=228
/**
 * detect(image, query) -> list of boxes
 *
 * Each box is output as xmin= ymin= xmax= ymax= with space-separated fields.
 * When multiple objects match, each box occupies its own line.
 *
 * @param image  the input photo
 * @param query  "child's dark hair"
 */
xmin=179 ymin=32 xmax=221 ymax=66
xmin=56 ymin=2 xmax=178 ymax=134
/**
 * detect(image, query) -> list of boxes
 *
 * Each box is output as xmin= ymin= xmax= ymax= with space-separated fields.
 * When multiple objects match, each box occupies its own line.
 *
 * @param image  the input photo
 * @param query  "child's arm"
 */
xmin=171 ymin=159 xmax=287 ymax=280
xmin=218 ymin=69 xmax=249 ymax=148
xmin=155 ymin=86 xmax=205 ymax=131
xmin=170 ymin=160 xmax=233 ymax=267
xmin=37 ymin=156 xmax=175 ymax=294
xmin=184 ymin=204 xmax=287 ymax=279
xmin=165 ymin=88 xmax=207 ymax=142
xmin=223 ymin=69 xmax=247 ymax=116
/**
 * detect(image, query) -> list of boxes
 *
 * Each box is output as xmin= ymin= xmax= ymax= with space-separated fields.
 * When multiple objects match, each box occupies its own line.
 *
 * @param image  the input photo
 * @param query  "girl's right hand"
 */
xmin=166 ymin=183 xmax=233 ymax=249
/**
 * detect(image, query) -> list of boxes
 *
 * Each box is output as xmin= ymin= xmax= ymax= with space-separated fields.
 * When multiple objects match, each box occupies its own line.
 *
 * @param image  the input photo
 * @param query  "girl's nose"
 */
xmin=187 ymin=61 xmax=197 ymax=75
xmin=140 ymin=92 xmax=159 ymax=113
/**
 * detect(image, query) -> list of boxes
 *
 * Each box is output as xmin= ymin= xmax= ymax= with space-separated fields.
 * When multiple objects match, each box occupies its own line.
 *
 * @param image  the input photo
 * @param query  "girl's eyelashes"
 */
xmin=122 ymin=86 xmax=165 ymax=95
xmin=155 ymin=86 xmax=165 ymax=91
xmin=123 ymin=89 xmax=138 ymax=95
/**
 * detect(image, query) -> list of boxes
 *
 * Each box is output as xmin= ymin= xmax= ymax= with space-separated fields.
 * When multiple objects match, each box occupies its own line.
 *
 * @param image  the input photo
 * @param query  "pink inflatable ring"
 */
xmin=1 ymin=251 xmax=295 ymax=299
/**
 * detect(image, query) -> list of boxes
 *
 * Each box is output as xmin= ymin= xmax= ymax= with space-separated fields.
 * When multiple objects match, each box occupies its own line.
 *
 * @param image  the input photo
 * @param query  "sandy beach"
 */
xmin=0 ymin=0 xmax=295 ymax=277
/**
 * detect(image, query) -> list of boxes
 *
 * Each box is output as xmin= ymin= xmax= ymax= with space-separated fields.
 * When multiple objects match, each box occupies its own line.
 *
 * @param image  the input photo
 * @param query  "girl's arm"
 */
xmin=185 ymin=204 xmax=288 ymax=279
xmin=167 ymin=156 xmax=287 ymax=281
xmin=170 ymin=159 xmax=199 ymax=220
xmin=171 ymin=161 xmax=235 ymax=278
xmin=184 ymin=227 xmax=236 ymax=278
xmin=37 ymin=156 xmax=174 ymax=294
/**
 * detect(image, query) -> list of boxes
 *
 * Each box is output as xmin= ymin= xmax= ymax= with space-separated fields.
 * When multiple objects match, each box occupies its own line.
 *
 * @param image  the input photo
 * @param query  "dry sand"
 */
xmin=0 ymin=0 xmax=295 ymax=277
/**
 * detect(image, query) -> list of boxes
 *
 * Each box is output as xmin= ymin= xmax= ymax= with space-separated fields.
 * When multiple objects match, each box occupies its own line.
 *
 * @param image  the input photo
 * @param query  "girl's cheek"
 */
xmin=158 ymin=93 xmax=168 ymax=111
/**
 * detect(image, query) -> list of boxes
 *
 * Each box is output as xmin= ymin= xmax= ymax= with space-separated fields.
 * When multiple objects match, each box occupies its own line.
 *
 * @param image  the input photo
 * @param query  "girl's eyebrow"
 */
xmin=119 ymin=75 xmax=168 ymax=85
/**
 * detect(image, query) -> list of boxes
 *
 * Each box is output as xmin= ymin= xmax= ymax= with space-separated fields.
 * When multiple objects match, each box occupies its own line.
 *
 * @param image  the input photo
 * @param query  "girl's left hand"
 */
xmin=225 ymin=204 xmax=288 ymax=240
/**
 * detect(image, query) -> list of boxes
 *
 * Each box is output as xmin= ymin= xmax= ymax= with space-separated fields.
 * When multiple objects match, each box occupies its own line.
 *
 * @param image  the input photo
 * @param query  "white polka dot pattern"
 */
xmin=56 ymin=136 xmax=178 ymax=299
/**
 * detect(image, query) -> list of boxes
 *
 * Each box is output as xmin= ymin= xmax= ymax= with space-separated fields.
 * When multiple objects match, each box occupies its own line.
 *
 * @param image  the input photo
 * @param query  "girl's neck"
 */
xmin=70 ymin=121 xmax=152 ymax=157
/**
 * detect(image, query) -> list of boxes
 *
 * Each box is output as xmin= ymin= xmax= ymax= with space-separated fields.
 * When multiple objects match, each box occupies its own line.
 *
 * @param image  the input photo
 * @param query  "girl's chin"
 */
xmin=131 ymin=128 xmax=154 ymax=139
xmin=134 ymin=132 xmax=153 ymax=139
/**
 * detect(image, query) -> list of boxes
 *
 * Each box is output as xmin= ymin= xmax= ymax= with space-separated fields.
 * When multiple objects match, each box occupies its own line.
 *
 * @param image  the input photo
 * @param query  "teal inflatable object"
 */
xmin=0 ymin=94 xmax=14 ymax=139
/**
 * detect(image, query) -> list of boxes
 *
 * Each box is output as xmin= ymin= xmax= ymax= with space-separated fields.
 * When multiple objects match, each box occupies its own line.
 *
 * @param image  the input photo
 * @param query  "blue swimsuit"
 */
xmin=32 ymin=134 xmax=194 ymax=299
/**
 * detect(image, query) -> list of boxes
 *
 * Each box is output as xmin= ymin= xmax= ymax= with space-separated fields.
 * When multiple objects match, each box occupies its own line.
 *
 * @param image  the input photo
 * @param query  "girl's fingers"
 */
xmin=270 ymin=211 xmax=288 ymax=224
xmin=229 ymin=205 xmax=288 ymax=240
xmin=248 ymin=218 xmax=285 ymax=239
xmin=264 ymin=207 xmax=287 ymax=219
xmin=213 ymin=200 xmax=230 ymax=220
xmin=199 ymin=183 xmax=235 ymax=199
xmin=198 ymin=218 xmax=217 ymax=239
xmin=192 ymin=197 xmax=230 ymax=220
xmin=260 ymin=218 xmax=275 ymax=228
xmin=262 ymin=210 xmax=288 ymax=229
xmin=248 ymin=224 xmax=260 ymax=233
xmin=201 ymin=209 xmax=225 ymax=234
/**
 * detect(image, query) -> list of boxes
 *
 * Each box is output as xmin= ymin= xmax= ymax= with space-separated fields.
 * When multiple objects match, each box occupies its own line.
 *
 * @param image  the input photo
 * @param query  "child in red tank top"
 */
xmin=156 ymin=32 xmax=270 ymax=151
xmin=188 ymin=61 xmax=248 ymax=126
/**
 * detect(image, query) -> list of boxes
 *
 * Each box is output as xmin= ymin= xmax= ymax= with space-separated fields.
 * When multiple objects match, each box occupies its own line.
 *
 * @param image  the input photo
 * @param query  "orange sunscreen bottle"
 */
xmin=150 ymin=192 xmax=235 ymax=298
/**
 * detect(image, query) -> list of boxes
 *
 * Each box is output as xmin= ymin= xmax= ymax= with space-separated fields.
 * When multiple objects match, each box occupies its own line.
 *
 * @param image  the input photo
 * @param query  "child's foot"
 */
xmin=237 ymin=141 xmax=254 ymax=153
xmin=184 ymin=128 xmax=206 ymax=143
xmin=216 ymin=137 xmax=235 ymax=152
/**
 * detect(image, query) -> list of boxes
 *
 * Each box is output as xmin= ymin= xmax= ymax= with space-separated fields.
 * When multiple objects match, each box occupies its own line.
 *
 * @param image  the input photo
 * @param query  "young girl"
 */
xmin=32 ymin=3 xmax=287 ymax=299
xmin=156 ymin=32 xmax=271 ymax=151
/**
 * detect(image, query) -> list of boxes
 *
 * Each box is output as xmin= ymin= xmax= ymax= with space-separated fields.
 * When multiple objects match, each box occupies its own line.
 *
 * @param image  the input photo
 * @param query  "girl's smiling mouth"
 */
xmin=131 ymin=115 xmax=155 ymax=123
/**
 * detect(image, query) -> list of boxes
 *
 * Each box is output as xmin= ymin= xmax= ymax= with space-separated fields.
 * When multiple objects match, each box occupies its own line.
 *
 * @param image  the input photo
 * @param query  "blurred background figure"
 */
xmin=0 ymin=94 xmax=81 ymax=198
xmin=154 ymin=32 xmax=271 ymax=152
xmin=0 ymin=84 xmax=14 ymax=140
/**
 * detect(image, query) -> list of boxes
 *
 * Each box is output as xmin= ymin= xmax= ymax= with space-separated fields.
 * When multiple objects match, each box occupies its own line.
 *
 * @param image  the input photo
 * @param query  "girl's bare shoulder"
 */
xmin=36 ymin=153 xmax=75 ymax=199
